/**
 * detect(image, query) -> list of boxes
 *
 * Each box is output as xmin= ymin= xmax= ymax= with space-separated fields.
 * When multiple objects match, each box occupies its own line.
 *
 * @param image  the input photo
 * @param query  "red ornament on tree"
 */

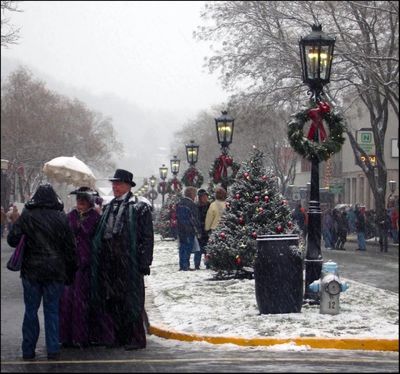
xmin=254 ymin=195 xmax=259 ymax=202
xmin=288 ymin=221 xmax=293 ymax=229
xmin=275 ymin=225 xmax=284 ymax=233
xmin=235 ymin=255 xmax=241 ymax=266
xmin=238 ymin=216 xmax=245 ymax=225
xmin=220 ymin=232 xmax=226 ymax=239
xmin=258 ymin=207 xmax=264 ymax=213
xmin=235 ymin=193 xmax=240 ymax=200
xmin=244 ymin=172 xmax=249 ymax=178
xmin=264 ymin=195 xmax=269 ymax=202
xmin=262 ymin=175 xmax=268 ymax=180
xmin=252 ymin=231 xmax=257 ymax=239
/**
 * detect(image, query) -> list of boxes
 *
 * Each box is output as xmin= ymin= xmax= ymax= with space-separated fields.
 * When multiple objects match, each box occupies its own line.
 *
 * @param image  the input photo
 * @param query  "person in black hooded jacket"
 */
xmin=7 ymin=183 xmax=77 ymax=361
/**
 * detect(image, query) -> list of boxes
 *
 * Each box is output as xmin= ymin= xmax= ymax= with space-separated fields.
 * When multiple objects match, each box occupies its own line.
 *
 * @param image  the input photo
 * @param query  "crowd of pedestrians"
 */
xmin=6 ymin=168 xmax=154 ymax=361
xmin=175 ymin=186 xmax=227 ymax=271
xmin=291 ymin=202 xmax=399 ymax=252
xmin=320 ymin=204 xmax=399 ymax=251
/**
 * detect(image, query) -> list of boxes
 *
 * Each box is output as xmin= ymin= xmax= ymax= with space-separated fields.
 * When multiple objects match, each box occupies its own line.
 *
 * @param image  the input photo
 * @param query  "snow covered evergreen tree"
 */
xmin=205 ymin=147 xmax=300 ymax=279
xmin=155 ymin=192 xmax=182 ymax=239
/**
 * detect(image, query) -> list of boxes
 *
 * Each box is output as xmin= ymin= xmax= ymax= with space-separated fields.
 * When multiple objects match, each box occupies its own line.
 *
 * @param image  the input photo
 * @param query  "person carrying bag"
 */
xmin=7 ymin=183 xmax=77 ymax=361
xmin=6 ymin=234 xmax=26 ymax=271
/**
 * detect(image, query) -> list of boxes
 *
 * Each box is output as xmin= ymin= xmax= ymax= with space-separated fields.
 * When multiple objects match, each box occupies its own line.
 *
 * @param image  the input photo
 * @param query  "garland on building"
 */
xmin=209 ymin=154 xmax=240 ymax=186
xmin=181 ymin=166 xmax=204 ymax=188
xmin=287 ymin=101 xmax=345 ymax=162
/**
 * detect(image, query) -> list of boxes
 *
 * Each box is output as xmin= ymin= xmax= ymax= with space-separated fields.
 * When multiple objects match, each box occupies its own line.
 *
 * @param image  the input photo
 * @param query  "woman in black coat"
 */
xmin=7 ymin=183 xmax=77 ymax=361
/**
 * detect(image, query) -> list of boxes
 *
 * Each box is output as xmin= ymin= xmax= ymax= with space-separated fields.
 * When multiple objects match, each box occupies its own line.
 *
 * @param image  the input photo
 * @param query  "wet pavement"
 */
xmin=1 ymin=237 xmax=398 ymax=372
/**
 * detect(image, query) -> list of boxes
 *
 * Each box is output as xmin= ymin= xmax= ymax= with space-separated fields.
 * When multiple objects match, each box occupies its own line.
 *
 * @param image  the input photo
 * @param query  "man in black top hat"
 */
xmin=91 ymin=169 xmax=154 ymax=350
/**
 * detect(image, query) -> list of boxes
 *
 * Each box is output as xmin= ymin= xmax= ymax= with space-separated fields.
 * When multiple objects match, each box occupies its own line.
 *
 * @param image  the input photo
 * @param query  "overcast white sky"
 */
xmin=2 ymin=0 xmax=227 ymax=119
xmin=1 ymin=1 xmax=232 ymax=180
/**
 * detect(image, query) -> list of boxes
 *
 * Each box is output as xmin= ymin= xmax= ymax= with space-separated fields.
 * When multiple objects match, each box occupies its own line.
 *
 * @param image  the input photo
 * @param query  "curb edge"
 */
xmin=148 ymin=325 xmax=399 ymax=352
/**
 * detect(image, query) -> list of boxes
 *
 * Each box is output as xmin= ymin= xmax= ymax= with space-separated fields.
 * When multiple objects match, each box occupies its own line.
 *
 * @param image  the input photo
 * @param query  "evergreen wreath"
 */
xmin=287 ymin=101 xmax=345 ymax=162
xmin=209 ymin=154 xmax=241 ymax=186
xmin=181 ymin=166 xmax=204 ymax=188
xmin=166 ymin=178 xmax=183 ymax=193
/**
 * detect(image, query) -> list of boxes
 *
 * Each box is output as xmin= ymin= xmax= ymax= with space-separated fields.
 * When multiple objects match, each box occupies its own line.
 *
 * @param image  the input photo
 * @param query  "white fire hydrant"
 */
xmin=308 ymin=261 xmax=349 ymax=315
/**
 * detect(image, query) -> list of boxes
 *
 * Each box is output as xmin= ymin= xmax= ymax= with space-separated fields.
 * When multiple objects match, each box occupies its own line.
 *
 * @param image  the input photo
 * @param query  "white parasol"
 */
xmin=43 ymin=156 xmax=96 ymax=188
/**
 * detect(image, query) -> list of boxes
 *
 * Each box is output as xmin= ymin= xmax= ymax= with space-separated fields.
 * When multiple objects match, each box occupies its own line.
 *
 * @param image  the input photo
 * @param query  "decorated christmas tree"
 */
xmin=205 ymin=147 xmax=300 ymax=279
xmin=154 ymin=191 xmax=182 ymax=239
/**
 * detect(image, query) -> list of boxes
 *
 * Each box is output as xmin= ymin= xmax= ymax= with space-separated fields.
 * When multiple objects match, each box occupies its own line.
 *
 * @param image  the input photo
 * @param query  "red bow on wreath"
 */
xmin=172 ymin=178 xmax=180 ymax=191
xmin=187 ymin=167 xmax=197 ymax=183
xmin=307 ymin=101 xmax=330 ymax=141
xmin=214 ymin=154 xmax=233 ymax=182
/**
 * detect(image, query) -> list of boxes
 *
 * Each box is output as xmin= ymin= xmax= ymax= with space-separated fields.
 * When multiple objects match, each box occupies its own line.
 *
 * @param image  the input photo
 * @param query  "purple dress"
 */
xmin=59 ymin=207 xmax=100 ymax=346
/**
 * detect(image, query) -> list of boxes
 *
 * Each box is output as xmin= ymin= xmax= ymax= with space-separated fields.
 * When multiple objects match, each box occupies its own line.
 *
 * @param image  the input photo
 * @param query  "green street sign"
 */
xmin=357 ymin=129 xmax=375 ymax=155
xmin=329 ymin=184 xmax=344 ymax=194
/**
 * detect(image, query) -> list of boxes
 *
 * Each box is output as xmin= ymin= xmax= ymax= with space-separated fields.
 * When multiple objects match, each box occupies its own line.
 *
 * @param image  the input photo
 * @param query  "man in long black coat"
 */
xmin=91 ymin=169 xmax=154 ymax=350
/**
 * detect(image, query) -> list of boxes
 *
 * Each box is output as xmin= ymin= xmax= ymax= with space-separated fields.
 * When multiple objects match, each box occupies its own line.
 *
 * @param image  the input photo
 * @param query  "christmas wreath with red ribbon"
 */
xmin=287 ymin=101 xmax=345 ymax=162
xmin=166 ymin=178 xmax=183 ymax=193
xmin=181 ymin=166 xmax=204 ymax=188
xmin=210 ymin=154 xmax=240 ymax=185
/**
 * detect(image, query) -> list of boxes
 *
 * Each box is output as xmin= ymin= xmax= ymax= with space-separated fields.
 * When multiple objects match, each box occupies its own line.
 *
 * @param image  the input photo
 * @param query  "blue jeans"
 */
xmin=322 ymin=229 xmax=333 ymax=248
xmin=179 ymin=236 xmax=194 ymax=270
xmin=391 ymin=228 xmax=399 ymax=244
xmin=193 ymin=250 xmax=202 ymax=269
xmin=357 ymin=232 xmax=366 ymax=251
xmin=22 ymin=278 xmax=64 ymax=356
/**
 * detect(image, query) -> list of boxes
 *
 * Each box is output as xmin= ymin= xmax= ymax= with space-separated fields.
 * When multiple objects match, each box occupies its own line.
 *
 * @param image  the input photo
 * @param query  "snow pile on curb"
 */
xmin=146 ymin=235 xmax=398 ymax=339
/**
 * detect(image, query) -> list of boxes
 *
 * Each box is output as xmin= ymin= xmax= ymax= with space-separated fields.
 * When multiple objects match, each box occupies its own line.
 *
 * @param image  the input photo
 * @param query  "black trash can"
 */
xmin=255 ymin=234 xmax=303 ymax=314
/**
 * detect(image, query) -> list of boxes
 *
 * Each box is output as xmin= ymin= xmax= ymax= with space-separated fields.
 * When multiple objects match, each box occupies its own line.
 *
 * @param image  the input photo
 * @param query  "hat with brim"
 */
xmin=108 ymin=169 xmax=136 ymax=187
xmin=197 ymin=188 xmax=208 ymax=196
xmin=69 ymin=187 xmax=98 ymax=206
xmin=69 ymin=186 xmax=98 ymax=196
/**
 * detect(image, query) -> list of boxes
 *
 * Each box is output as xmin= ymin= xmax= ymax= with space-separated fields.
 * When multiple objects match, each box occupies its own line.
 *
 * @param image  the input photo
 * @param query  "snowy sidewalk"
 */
xmin=145 ymin=235 xmax=398 ymax=345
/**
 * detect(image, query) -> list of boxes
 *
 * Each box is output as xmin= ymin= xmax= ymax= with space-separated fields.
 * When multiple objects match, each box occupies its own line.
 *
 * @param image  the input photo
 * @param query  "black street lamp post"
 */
xmin=170 ymin=155 xmax=181 ymax=193
xmin=148 ymin=175 xmax=158 ymax=209
xmin=299 ymin=24 xmax=336 ymax=303
xmin=214 ymin=111 xmax=235 ymax=190
xmin=158 ymin=164 xmax=168 ymax=207
xmin=170 ymin=155 xmax=180 ymax=177
xmin=215 ymin=111 xmax=234 ymax=155
xmin=185 ymin=140 xmax=199 ymax=166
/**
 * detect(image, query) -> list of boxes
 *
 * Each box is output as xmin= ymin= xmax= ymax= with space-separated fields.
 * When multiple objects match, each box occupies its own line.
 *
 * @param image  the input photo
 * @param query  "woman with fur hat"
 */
xmin=59 ymin=187 xmax=101 ymax=348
